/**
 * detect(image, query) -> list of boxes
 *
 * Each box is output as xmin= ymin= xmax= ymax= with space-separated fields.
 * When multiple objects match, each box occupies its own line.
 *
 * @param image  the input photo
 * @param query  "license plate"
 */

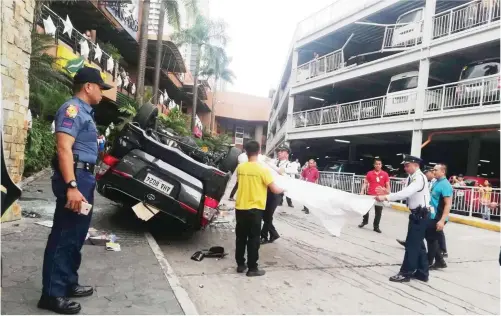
xmin=143 ymin=173 xmax=174 ymax=195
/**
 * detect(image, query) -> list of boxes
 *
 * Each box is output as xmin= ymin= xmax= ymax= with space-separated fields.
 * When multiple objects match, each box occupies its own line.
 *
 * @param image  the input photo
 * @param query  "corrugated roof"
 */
xmin=214 ymin=92 xmax=271 ymax=122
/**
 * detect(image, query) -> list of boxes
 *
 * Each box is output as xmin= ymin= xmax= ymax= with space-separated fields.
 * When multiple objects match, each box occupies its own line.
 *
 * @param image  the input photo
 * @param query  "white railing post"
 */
xmin=382 ymin=26 xmax=388 ymax=50
xmin=448 ymin=10 xmax=453 ymax=36
xmin=337 ymin=106 xmax=341 ymax=123
xmin=381 ymin=97 xmax=385 ymax=118
xmin=488 ymin=0 xmax=494 ymax=22
xmin=319 ymin=110 xmax=323 ymax=125
xmin=440 ymin=85 xmax=446 ymax=111
xmin=350 ymin=175 xmax=355 ymax=193
xmin=469 ymin=187 xmax=475 ymax=217
xmin=479 ymin=77 xmax=485 ymax=106
xmin=357 ymin=101 xmax=362 ymax=121
xmin=304 ymin=113 xmax=307 ymax=127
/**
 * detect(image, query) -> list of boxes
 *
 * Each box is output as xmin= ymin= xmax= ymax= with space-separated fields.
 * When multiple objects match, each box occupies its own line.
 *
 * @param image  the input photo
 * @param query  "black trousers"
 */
xmin=229 ymin=182 xmax=238 ymax=199
xmin=400 ymin=214 xmax=429 ymax=279
xmin=235 ymin=209 xmax=262 ymax=269
xmin=362 ymin=204 xmax=383 ymax=228
xmin=426 ymin=219 xmax=446 ymax=266
xmin=279 ymin=194 xmax=293 ymax=207
xmin=438 ymin=230 xmax=447 ymax=252
xmin=261 ymin=191 xmax=280 ymax=240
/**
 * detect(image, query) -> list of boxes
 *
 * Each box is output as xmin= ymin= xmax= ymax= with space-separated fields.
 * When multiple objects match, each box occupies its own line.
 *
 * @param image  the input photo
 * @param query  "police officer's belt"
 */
xmin=75 ymin=162 xmax=95 ymax=173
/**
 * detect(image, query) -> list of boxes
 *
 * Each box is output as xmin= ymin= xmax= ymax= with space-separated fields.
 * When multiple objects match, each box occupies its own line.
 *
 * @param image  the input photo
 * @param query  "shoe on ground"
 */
xmin=442 ymin=251 xmax=448 ymax=258
xmin=288 ymin=204 xmax=294 ymax=208
xmin=260 ymin=238 xmax=269 ymax=245
xmin=246 ymin=268 xmax=266 ymax=277
xmin=303 ymin=209 xmax=310 ymax=214
xmin=68 ymin=285 xmax=93 ymax=298
xmin=396 ymin=239 xmax=406 ymax=247
xmin=236 ymin=264 xmax=247 ymax=273
xmin=269 ymin=235 xmax=280 ymax=243
xmin=38 ymin=296 xmax=81 ymax=315
xmin=373 ymin=227 xmax=382 ymax=234
xmin=358 ymin=222 xmax=367 ymax=228
xmin=429 ymin=262 xmax=447 ymax=270
xmin=412 ymin=273 xmax=429 ymax=282
xmin=389 ymin=273 xmax=410 ymax=283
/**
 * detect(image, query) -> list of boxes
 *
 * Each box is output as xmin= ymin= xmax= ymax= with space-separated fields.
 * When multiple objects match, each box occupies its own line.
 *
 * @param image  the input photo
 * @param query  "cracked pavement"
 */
xmin=153 ymin=178 xmax=500 ymax=315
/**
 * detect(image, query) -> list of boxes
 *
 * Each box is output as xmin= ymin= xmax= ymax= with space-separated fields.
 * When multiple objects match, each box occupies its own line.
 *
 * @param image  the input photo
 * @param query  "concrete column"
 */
xmin=415 ymin=58 xmax=430 ymax=118
xmin=423 ymin=0 xmax=437 ymax=47
xmin=466 ymin=135 xmax=481 ymax=176
xmin=291 ymin=48 xmax=299 ymax=85
xmin=348 ymin=144 xmax=357 ymax=163
xmin=411 ymin=130 xmax=423 ymax=158
xmin=254 ymin=124 xmax=264 ymax=147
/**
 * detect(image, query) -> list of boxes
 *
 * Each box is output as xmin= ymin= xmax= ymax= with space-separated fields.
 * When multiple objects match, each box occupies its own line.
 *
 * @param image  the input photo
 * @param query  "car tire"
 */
xmin=133 ymin=103 xmax=158 ymax=130
xmin=219 ymin=147 xmax=241 ymax=173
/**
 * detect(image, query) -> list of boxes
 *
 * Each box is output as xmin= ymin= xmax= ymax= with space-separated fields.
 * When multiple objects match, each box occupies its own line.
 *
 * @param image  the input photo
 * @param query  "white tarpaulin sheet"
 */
xmin=257 ymin=157 xmax=376 ymax=237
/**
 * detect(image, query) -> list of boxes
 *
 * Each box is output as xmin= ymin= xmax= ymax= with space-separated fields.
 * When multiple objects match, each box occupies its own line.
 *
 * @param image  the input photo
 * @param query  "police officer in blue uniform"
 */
xmin=375 ymin=154 xmax=431 ymax=283
xmin=38 ymin=67 xmax=111 ymax=314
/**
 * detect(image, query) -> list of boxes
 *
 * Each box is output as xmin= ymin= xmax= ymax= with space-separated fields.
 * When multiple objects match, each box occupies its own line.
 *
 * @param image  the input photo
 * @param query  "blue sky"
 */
xmin=210 ymin=0 xmax=334 ymax=97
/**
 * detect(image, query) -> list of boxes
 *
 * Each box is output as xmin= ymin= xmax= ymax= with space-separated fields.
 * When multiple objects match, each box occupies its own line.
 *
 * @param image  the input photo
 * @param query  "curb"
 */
xmin=18 ymin=168 xmax=51 ymax=189
xmin=144 ymin=232 xmax=199 ymax=315
xmin=390 ymin=203 xmax=500 ymax=232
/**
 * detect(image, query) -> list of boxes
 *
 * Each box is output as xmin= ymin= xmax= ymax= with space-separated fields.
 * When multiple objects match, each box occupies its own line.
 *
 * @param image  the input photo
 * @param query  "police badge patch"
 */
xmin=65 ymin=105 xmax=79 ymax=118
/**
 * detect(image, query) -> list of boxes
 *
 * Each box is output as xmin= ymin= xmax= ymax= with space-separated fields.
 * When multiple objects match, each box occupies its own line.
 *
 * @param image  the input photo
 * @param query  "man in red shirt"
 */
xmin=300 ymin=159 xmax=320 ymax=214
xmin=358 ymin=158 xmax=390 ymax=233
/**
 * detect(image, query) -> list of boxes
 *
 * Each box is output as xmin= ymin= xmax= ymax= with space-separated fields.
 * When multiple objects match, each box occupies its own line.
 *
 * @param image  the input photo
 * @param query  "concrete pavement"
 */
xmin=1 ymin=176 xmax=183 ymax=315
xmin=153 ymin=180 xmax=500 ymax=315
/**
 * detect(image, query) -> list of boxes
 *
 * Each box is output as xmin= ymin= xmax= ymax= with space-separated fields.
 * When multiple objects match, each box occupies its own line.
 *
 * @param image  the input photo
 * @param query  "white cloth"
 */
xmin=388 ymin=169 xmax=430 ymax=209
xmin=276 ymin=159 xmax=299 ymax=178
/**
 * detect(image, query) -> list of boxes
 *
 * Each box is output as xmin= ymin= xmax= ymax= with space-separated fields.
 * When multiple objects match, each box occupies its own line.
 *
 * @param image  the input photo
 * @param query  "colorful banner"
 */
xmin=55 ymin=44 xmax=107 ymax=80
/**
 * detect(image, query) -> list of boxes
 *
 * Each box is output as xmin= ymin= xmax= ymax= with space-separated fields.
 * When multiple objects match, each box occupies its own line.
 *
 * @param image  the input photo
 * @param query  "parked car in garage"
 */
xmin=456 ymin=58 xmax=500 ymax=106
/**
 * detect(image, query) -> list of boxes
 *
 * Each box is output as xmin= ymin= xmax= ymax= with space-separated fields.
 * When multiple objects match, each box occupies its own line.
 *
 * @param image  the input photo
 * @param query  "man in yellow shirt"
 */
xmin=235 ymin=140 xmax=284 ymax=277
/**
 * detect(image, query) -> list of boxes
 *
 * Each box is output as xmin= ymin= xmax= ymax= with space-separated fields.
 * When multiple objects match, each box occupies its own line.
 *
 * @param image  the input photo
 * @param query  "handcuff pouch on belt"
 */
xmin=409 ymin=206 xmax=429 ymax=222
xmin=52 ymin=154 xmax=87 ymax=173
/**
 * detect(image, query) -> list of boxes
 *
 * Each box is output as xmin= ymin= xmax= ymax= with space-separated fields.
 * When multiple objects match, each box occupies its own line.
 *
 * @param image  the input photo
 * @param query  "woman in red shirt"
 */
xmin=300 ymin=159 xmax=320 ymax=214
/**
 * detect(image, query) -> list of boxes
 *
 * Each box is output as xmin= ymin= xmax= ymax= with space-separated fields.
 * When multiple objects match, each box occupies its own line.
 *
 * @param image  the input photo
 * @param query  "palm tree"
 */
xmin=200 ymin=51 xmax=235 ymax=133
xmin=152 ymin=0 xmax=198 ymax=104
xmin=173 ymin=15 xmax=228 ymax=133
xmin=136 ymin=0 xmax=150 ymax=105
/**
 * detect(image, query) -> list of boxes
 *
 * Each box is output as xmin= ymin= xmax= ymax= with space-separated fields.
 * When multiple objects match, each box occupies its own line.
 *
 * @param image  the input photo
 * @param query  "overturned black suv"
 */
xmin=95 ymin=104 xmax=241 ymax=230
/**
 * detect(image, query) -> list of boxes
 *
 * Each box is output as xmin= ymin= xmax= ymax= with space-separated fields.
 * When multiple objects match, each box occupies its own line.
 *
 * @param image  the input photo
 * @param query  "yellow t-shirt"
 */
xmin=235 ymin=161 xmax=274 ymax=210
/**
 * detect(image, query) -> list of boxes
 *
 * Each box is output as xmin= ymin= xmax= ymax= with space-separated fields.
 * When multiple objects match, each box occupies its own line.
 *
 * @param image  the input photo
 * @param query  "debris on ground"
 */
xmin=35 ymin=220 xmax=53 ymax=228
xmin=191 ymin=246 xmax=228 ymax=262
xmin=199 ymin=284 xmax=204 ymax=288
xmin=21 ymin=210 xmax=41 ymax=218
xmin=106 ymin=241 xmax=121 ymax=251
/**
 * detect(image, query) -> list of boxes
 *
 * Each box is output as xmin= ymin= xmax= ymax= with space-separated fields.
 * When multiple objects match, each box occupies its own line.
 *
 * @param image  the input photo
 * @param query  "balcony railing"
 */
xmin=425 ymin=74 xmax=500 ymax=112
xmin=39 ymin=5 xmax=116 ymax=77
xmin=382 ymin=21 xmax=423 ymax=50
xmin=433 ymin=0 xmax=500 ymax=40
xmin=292 ymin=91 xmax=416 ymax=129
xmin=268 ymin=120 xmax=287 ymax=151
xmin=296 ymin=49 xmax=346 ymax=84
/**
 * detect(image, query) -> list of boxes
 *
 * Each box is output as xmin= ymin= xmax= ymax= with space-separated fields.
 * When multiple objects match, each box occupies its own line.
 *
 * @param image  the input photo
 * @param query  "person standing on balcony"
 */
xmin=375 ymin=155 xmax=430 ymax=283
xmin=426 ymin=163 xmax=453 ymax=270
xmin=358 ymin=158 xmax=390 ymax=233
xmin=38 ymin=67 xmax=112 ymax=314
xmin=300 ymin=159 xmax=320 ymax=214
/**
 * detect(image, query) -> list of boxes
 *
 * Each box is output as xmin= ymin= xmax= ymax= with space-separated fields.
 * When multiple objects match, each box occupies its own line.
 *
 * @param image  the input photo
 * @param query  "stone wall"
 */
xmin=1 ymin=0 xmax=35 ymax=184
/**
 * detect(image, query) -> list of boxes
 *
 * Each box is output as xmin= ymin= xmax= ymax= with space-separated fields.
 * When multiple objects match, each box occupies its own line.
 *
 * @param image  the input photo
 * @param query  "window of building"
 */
xmin=235 ymin=127 xmax=244 ymax=145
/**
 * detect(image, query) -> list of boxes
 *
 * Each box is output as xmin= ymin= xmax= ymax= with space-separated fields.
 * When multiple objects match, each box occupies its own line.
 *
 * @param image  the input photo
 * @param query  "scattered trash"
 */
xmin=199 ymin=284 xmax=204 ymax=288
xmin=274 ymin=256 xmax=282 ymax=259
xmin=132 ymin=202 xmax=159 ymax=221
xmin=35 ymin=220 xmax=53 ymax=228
xmin=191 ymin=246 xmax=228 ymax=262
xmin=106 ymin=242 xmax=121 ymax=251
xmin=37 ymin=189 xmax=43 ymax=193
xmin=22 ymin=210 xmax=41 ymax=218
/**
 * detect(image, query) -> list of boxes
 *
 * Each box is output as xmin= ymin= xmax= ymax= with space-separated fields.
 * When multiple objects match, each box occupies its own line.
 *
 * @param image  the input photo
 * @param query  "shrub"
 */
xmin=24 ymin=119 xmax=56 ymax=176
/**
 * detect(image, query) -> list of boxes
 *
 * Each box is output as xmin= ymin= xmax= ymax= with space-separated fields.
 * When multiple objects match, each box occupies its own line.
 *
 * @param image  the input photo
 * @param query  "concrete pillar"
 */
xmin=254 ymin=124 xmax=264 ymax=147
xmin=466 ymin=135 xmax=481 ymax=176
xmin=411 ymin=130 xmax=423 ymax=158
xmin=415 ymin=58 xmax=430 ymax=118
xmin=348 ymin=144 xmax=357 ymax=163
xmin=423 ymin=0 xmax=437 ymax=47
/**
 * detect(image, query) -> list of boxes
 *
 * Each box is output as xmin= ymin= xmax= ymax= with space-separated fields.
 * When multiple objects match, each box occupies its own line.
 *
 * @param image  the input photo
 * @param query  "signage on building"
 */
xmin=55 ymin=44 xmax=108 ymax=80
xmin=105 ymin=0 xmax=139 ymax=39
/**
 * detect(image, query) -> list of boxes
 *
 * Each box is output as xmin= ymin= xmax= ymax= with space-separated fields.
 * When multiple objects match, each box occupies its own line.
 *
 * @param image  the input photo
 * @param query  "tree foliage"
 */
xmin=157 ymin=108 xmax=190 ymax=136
xmin=24 ymin=119 xmax=56 ymax=176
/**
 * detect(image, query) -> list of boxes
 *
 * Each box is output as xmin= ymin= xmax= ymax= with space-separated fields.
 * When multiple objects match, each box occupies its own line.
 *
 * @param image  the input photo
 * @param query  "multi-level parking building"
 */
xmin=267 ymin=0 xmax=500 ymax=178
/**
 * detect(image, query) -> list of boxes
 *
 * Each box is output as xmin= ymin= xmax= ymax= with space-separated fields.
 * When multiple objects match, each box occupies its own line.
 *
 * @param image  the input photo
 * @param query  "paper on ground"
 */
xmin=35 ymin=220 xmax=53 ymax=228
xmin=132 ymin=202 xmax=160 ymax=221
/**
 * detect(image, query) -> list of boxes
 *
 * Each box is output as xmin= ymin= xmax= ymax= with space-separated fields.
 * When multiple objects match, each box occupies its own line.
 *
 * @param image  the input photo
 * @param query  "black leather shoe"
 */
xmin=38 ymin=296 xmax=81 ymax=314
xmin=288 ymin=204 xmax=294 ymax=208
xmin=246 ymin=268 xmax=266 ymax=277
xmin=430 ymin=262 xmax=447 ymax=270
xmin=373 ymin=227 xmax=382 ymax=233
xmin=269 ymin=235 xmax=280 ymax=243
xmin=68 ymin=285 xmax=94 ymax=298
xmin=442 ymin=251 xmax=448 ymax=258
xmin=396 ymin=239 xmax=406 ymax=247
xmin=260 ymin=238 xmax=269 ymax=244
xmin=236 ymin=264 xmax=247 ymax=273
xmin=389 ymin=273 xmax=410 ymax=283
xmin=412 ymin=273 xmax=429 ymax=282
xmin=358 ymin=222 xmax=367 ymax=228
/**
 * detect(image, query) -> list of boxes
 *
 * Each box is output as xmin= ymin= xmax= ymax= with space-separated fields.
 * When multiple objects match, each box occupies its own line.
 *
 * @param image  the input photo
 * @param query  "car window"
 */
xmin=388 ymin=76 xmax=418 ymax=93
xmin=397 ymin=9 xmax=423 ymax=24
xmin=460 ymin=62 xmax=499 ymax=80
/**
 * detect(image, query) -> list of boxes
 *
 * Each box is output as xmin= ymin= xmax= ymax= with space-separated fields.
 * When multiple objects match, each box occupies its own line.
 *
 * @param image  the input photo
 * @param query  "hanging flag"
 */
xmin=80 ymin=39 xmax=90 ymax=58
xmin=62 ymin=15 xmax=73 ymax=38
xmin=117 ymin=74 xmax=122 ymax=88
xmin=131 ymin=83 xmax=136 ymax=94
xmin=43 ymin=16 xmax=57 ymax=37
xmin=123 ymin=76 xmax=129 ymax=88
xmin=94 ymin=43 xmax=102 ymax=62
xmin=106 ymin=56 xmax=114 ymax=72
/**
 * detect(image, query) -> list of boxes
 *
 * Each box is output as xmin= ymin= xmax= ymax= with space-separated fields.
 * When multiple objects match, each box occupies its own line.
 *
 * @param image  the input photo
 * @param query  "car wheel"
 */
xmin=219 ymin=147 xmax=241 ymax=173
xmin=133 ymin=103 xmax=158 ymax=130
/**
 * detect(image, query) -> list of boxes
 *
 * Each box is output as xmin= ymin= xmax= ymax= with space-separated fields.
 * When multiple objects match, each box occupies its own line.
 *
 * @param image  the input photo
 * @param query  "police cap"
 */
xmin=401 ymin=154 xmax=422 ymax=165
xmin=276 ymin=144 xmax=291 ymax=153
xmin=74 ymin=66 xmax=112 ymax=90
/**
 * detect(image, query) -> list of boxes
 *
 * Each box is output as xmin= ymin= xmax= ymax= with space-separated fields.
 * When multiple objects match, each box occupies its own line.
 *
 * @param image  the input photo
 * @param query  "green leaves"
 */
xmin=157 ymin=108 xmax=191 ymax=136
xmin=24 ymin=119 xmax=56 ymax=176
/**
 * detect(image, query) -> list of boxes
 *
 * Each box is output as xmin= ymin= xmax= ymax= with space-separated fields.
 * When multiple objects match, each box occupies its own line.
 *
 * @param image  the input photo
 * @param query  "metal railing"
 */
xmin=317 ymin=172 xmax=500 ymax=221
xmin=432 ymin=0 xmax=500 ymax=40
xmin=382 ymin=21 xmax=423 ymax=50
xmin=39 ymin=5 xmax=115 ymax=77
xmin=292 ymin=91 xmax=416 ymax=129
xmin=425 ymin=74 xmax=500 ymax=112
xmin=296 ymin=49 xmax=345 ymax=84
xmin=295 ymin=0 xmax=381 ymax=40
xmin=268 ymin=120 xmax=288 ymax=151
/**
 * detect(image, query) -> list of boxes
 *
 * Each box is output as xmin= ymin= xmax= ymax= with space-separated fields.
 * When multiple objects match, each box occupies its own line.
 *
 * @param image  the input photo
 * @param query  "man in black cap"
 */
xmin=275 ymin=144 xmax=297 ymax=208
xmin=39 ymin=67 xmax=112 ymax=314
xmin=375 ymin=154 xmax=431 ymax=283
